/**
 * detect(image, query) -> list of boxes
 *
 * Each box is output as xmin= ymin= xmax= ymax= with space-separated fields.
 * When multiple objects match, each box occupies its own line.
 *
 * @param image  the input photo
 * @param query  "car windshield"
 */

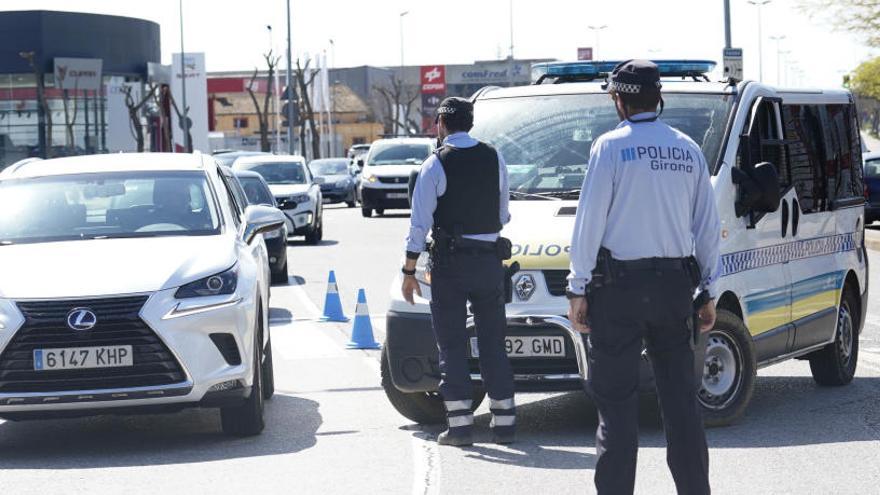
xmin=238 ymin=176 xmax=275 ymax=206
xmin=239 ymin=161 xmax=307 ymax=184
xmin=0 ymin=171 xmax=220 ymax=245
xmin=865 ymin=158 xmax=880 ymax=178
xmin=368 ymin=143 xmax=432 ymax=166
xmin=470 ymin=93 xmax=734 ymax=196
xmin=215 ymin=152 xmax=265 ymax=167
xmin=310 ymin=159 xmax=350 ymax=176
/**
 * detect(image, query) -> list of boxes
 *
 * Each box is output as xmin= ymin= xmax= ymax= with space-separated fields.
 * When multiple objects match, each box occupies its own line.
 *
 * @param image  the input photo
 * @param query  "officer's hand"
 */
xmin=402 ymin=275 xmax=422 ymax=305
xmin=568 ymin=297 xmax=590 ymax=334
xmin=697 ymin=299 xmax=716 ymax=333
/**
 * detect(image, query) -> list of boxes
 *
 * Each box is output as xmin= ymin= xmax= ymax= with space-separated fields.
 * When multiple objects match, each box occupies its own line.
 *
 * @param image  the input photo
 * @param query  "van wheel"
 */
xmin=697 ymin=309 xmax=757 ymax=427
xmin=362 ymin=207 xmax=372 ymax=218
xmin=809 ymin=289 xmax=859 ymax=386
xmin=221 ymin=312 xmax=266 ymax=436
xmin=380 ymin=347 xmax=485 ymax=424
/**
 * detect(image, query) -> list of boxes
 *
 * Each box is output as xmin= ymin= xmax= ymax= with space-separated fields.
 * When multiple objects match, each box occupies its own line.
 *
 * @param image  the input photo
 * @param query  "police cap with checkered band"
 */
xmin=605 ymin=59 xmax=663 ymax=95
xmin=435 ymin=97 xmax=474 ymax=130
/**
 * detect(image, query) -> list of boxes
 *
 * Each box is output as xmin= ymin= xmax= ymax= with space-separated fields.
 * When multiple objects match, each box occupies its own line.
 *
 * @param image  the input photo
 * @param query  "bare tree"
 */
xmin=373 ymin=73 xmax=420 ymax=136
xmin=799 ymin=0 xmax=880 ymax=47
xmin=19 ymin=51 xmax=53 ymax=155
xmin=246 ymin=51 xmax=282 ymax=152
xmin=120 ymin=83 xmax=158 ymax=152
xmin=295 ymin=57 xmax=320 ymax=159
xmin=55 ymin=66 xmax=80 ymax=149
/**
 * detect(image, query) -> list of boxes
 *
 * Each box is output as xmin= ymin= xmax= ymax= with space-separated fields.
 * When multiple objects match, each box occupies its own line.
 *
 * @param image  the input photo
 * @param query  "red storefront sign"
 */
xmin=420 ymin=65 xmax=446 ymax=94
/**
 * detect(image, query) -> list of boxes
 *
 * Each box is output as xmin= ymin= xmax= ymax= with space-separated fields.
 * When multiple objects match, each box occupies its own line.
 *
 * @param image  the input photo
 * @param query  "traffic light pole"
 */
xmin=286 ymin=0 xmax=295 ymax=155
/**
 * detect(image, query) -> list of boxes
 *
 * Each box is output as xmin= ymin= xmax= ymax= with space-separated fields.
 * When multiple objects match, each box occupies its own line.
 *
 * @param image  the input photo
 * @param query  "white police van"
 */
xmin=381 ymin=60 xmax=868 ymax=426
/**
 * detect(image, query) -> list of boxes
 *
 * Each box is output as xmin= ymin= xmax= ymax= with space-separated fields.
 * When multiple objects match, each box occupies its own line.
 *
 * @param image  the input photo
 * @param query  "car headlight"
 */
xmin=292 ymin=193 xmax=310 ymax=203
xmin=175 ymin=266 xmax=238 ymax=299
xmin=415 ymin=252 xmax=431 ymax=286
xmin=363 ymin=171 xmax=378 ymax=183
xmin=263 ymin=228 xmax=282 ymax=239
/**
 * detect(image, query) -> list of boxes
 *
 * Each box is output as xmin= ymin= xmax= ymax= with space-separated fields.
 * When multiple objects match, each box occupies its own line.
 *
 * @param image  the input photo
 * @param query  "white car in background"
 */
xmin=233 ymin=155 xmax=324 ymax=244
xmin=358 ymin=137 xmax=434 ymax=217
xmin=0 ymin=153 xmax=283 ymax=436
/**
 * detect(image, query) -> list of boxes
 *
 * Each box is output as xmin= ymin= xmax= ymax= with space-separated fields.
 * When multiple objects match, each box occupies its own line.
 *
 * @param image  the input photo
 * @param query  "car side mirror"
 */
xmin=357 ymin=158 xmax=364 ymax=168
xmin=731 ymin=161 xmax=781 ymax=217
xmin=241 ymin=205 xmax=285 ymax=244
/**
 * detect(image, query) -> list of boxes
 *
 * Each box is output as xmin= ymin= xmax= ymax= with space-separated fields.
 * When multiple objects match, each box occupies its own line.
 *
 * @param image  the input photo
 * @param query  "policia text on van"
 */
xmin=381 ymin=60 xmax=867 ymax=430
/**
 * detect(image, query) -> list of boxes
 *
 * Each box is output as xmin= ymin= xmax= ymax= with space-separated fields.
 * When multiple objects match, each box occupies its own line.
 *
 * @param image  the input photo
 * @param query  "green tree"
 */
xmin=851 ymin=57 xmax=880 ymax=99
xmin=799 ymin=0 xmax=880 ymax=47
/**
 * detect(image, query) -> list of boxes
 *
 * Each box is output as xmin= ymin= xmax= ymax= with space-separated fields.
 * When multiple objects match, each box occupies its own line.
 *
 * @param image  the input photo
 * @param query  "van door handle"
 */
xmin=781 ymin=200 xmax=789 ymax=238
xmin=791 ymin=198 xmax=800 ymax=237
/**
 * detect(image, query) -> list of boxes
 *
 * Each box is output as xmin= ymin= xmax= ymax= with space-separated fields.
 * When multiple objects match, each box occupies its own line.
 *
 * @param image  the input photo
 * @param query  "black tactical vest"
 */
xmin=433 ymin=142 xmax=502 ymax=236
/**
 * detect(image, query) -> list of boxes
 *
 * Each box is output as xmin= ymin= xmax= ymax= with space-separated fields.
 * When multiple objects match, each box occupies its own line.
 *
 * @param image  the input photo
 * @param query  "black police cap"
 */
xmin=436 ymin=97 xmax=473 ymax=119
xmin=606 ymin=59 xmax=662 ymax=94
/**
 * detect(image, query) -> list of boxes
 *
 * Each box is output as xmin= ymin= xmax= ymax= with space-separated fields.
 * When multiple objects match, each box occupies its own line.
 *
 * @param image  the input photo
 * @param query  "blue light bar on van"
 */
xmin=531 ymin=60 xmax=717 ymax=84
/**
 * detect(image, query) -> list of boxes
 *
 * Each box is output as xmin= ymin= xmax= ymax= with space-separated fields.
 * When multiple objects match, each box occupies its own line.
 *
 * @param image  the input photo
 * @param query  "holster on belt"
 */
xmin=586 ymin=247 xmax=615 ymax=294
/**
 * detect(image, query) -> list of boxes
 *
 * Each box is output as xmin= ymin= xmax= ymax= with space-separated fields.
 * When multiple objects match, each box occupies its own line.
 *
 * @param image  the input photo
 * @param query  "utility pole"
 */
xmin=179 ymin=0 xmax=190 ymax=152
xmin=588 ymin=25 xmax=608 ymax=60
xmin=748 ymin=0 xmax=772 ymax=81
xmin=769 ymin=35 xmax=786 ymax=85
xmin=508 ymin=0 xmax=515 ymax=87
xmin=723 ymin=0 xmax=732 ymax=49
xmin=398 ymin=11 xmax=409 ymax=136
xmin=268 ymin=25 xmax=281 ymax=153
xmin=286 ymin=0 xmax=295 ymax=155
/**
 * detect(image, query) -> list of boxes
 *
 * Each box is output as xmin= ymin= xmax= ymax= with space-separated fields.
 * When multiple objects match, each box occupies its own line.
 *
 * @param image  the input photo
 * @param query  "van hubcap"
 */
xmin=698 ymin=331 xmax=743 ymax=410
xmin=837 ymin=304 xmax=854 ymax=365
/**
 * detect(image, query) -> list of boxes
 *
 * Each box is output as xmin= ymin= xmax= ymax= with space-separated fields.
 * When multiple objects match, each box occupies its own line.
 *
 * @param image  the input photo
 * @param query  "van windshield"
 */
xmin=470 ymin=93 xmax=734 ymax=196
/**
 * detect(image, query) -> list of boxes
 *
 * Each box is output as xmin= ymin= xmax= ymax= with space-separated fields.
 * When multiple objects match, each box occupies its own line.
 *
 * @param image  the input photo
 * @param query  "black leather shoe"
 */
xmin=437 ymin=430 xmax=472 ymax=447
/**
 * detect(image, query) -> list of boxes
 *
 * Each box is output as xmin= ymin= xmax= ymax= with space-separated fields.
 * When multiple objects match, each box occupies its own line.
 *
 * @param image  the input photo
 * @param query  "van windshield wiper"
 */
xmin=531 ymin=189 xmax=581 ymax=199
xmin=509 ymin=190 xmax=560 ymax=201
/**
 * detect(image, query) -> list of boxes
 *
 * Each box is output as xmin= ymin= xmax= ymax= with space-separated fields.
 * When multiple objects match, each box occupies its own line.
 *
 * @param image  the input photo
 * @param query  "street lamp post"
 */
xmin=285 ymin=0 xmax=295 ymax=155
xmin=748 ymin=0 xmax=772 ymax=82
xmin=778 ymin=49 xmax=791 ymax=85
xmin=268 ymin=25 xmax=282 ymax=152
xmin=769 ymin=35 xmax=786 ymax=85
xmin=397 ymin=11 xmax=409 ymax=136
xmin=178 ymin=0 xmax=190 ymax=153
xmin=588 ymin=25 xmax=608 ymax=60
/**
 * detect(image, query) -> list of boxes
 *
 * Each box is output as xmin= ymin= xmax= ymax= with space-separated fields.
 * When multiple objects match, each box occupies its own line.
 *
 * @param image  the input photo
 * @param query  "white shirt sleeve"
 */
xmin=567 ymin=138 xmax=615 ymax=295
xmin=691 ymin=152 xmax=721 ymax=298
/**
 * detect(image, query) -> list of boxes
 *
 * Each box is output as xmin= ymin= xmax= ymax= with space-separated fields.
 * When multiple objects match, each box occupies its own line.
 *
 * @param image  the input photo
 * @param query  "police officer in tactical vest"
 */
xmin=567 ymin=60 xmax=720 ymax=494
xmin=402 ymin=96 xmax=515 ymax=446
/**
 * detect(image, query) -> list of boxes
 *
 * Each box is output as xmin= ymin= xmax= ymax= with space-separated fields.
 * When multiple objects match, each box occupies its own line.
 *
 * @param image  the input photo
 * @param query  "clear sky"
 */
xmin=3 ymin=0 xmax=876 ymax=88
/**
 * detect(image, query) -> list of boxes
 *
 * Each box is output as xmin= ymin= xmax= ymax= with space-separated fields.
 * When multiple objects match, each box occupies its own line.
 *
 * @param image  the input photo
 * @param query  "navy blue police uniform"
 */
xmin=567 ymin=60 xmax=721 ymax=494
xmin=406 ymin=97 xmax=516 ymax=446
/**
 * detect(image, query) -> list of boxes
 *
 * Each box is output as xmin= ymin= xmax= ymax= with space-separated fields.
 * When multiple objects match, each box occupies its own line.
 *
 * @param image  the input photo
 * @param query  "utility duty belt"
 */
xmin=430 ymin=228 xmax=512 ymax=261
xmin=589 ymin=247 xmax=701 ymax=292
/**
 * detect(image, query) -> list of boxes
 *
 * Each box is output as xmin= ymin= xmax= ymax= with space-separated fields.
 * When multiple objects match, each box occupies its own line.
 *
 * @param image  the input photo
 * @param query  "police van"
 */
xmin=382 ymin=60 xmax=868 ymax=426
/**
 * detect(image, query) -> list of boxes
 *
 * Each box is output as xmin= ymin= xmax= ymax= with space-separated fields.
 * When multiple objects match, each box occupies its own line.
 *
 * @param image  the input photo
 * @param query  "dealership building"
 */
xmin=0 ymin=10 xmax=161 ymax=168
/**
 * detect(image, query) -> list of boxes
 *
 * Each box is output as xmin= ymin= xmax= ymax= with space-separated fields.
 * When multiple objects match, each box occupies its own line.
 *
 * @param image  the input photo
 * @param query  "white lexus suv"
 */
xmin=0 ymin=152 xmax=283 ymax=436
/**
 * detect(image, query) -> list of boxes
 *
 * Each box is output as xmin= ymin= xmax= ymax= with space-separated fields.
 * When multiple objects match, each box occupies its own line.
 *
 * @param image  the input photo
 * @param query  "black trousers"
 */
xmin=586 ymin=269 xmax=710 ymax=495
xmin=430 ymin=251 xmax=515 ymax=434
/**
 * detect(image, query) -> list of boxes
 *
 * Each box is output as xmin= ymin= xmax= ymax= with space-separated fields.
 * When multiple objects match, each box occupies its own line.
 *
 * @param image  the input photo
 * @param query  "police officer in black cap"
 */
xmin=567 ymin=60 xmax=720 ymax=494
xmin=401 ymin=96 xmax=516 ymax=446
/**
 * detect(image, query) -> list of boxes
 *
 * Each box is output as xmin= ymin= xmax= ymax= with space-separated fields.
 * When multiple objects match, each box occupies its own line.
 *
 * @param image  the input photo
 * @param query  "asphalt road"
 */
xmin=1 ymin=203 xmax=879 ymax=495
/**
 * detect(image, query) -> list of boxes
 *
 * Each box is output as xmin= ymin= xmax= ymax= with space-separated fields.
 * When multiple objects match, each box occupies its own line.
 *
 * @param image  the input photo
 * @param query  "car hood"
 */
xmin=366 ymin=165 xmax=421 ymax=178
xmin=268 ymin=184 xmax=310 ymax=196
xmin=0 ymin=235 xmax=238 ymax=299
xmin=318 ymin=174 xmax=352 ymax=184
xmin=503 ymin=200 xmax=578 ymax=270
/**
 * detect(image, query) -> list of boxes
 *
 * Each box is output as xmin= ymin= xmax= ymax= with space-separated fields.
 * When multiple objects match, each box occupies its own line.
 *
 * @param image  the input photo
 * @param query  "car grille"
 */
xmin=0 ymin=296 xmax=187 ymax=393
xmin=377 ymin=176 xmax=408 ymax=185
xmin=542 ymin=270 xmax=568 ymax=297
xmin=467 ymin=324 xmax=580 ymax=376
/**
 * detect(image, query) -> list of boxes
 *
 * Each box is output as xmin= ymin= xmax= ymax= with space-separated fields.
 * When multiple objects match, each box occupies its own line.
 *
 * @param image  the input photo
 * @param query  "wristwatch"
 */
xmin=565 ymin=289 xmax=586 ymax=300
xmin=402 ymin=267 xmax=416 ymax=276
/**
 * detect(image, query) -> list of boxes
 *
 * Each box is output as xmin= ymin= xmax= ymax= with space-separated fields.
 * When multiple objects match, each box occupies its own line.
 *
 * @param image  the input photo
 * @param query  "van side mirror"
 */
xmin=731 ymin=161 xmax=781 ymax=217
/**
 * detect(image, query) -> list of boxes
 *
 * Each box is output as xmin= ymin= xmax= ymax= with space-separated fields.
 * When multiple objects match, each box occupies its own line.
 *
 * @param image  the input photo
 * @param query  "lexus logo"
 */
xmin=67 ymin=308 xmax=97 ymax=331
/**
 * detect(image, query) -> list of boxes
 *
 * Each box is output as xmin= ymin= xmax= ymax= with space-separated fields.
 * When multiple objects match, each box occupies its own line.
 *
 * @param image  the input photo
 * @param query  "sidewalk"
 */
xmin=867 ymin=229 xmax=880 ymax=251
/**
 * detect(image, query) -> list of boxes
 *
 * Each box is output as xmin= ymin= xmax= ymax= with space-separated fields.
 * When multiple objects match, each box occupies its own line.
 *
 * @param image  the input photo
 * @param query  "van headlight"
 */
xmin=415 ymin=252 xmax=432 ymax=286
xmin=175 ymin=266 xmax=239 ymax=299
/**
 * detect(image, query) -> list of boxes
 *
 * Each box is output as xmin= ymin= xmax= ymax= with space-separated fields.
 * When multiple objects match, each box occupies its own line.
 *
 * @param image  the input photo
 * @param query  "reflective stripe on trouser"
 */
xmin=446 ymin=402 xmax=474 ymax=436
xmin=489 ymin=397 xmax=516 ymax=433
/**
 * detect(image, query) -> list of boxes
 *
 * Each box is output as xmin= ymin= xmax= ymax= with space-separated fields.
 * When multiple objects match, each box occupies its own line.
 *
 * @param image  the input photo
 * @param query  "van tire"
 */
xmin=380 ymin=347 xmax=485 ymax=424
xmin=809 ymin=289 xmax=859 ymax=386
xmin=697 ymin=309 xmax=757 ymax=427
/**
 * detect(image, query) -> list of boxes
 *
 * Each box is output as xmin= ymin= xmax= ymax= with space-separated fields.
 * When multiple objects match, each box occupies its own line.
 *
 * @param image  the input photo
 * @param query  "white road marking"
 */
xmin=411 ymin=431 xmax=441 ymax=495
